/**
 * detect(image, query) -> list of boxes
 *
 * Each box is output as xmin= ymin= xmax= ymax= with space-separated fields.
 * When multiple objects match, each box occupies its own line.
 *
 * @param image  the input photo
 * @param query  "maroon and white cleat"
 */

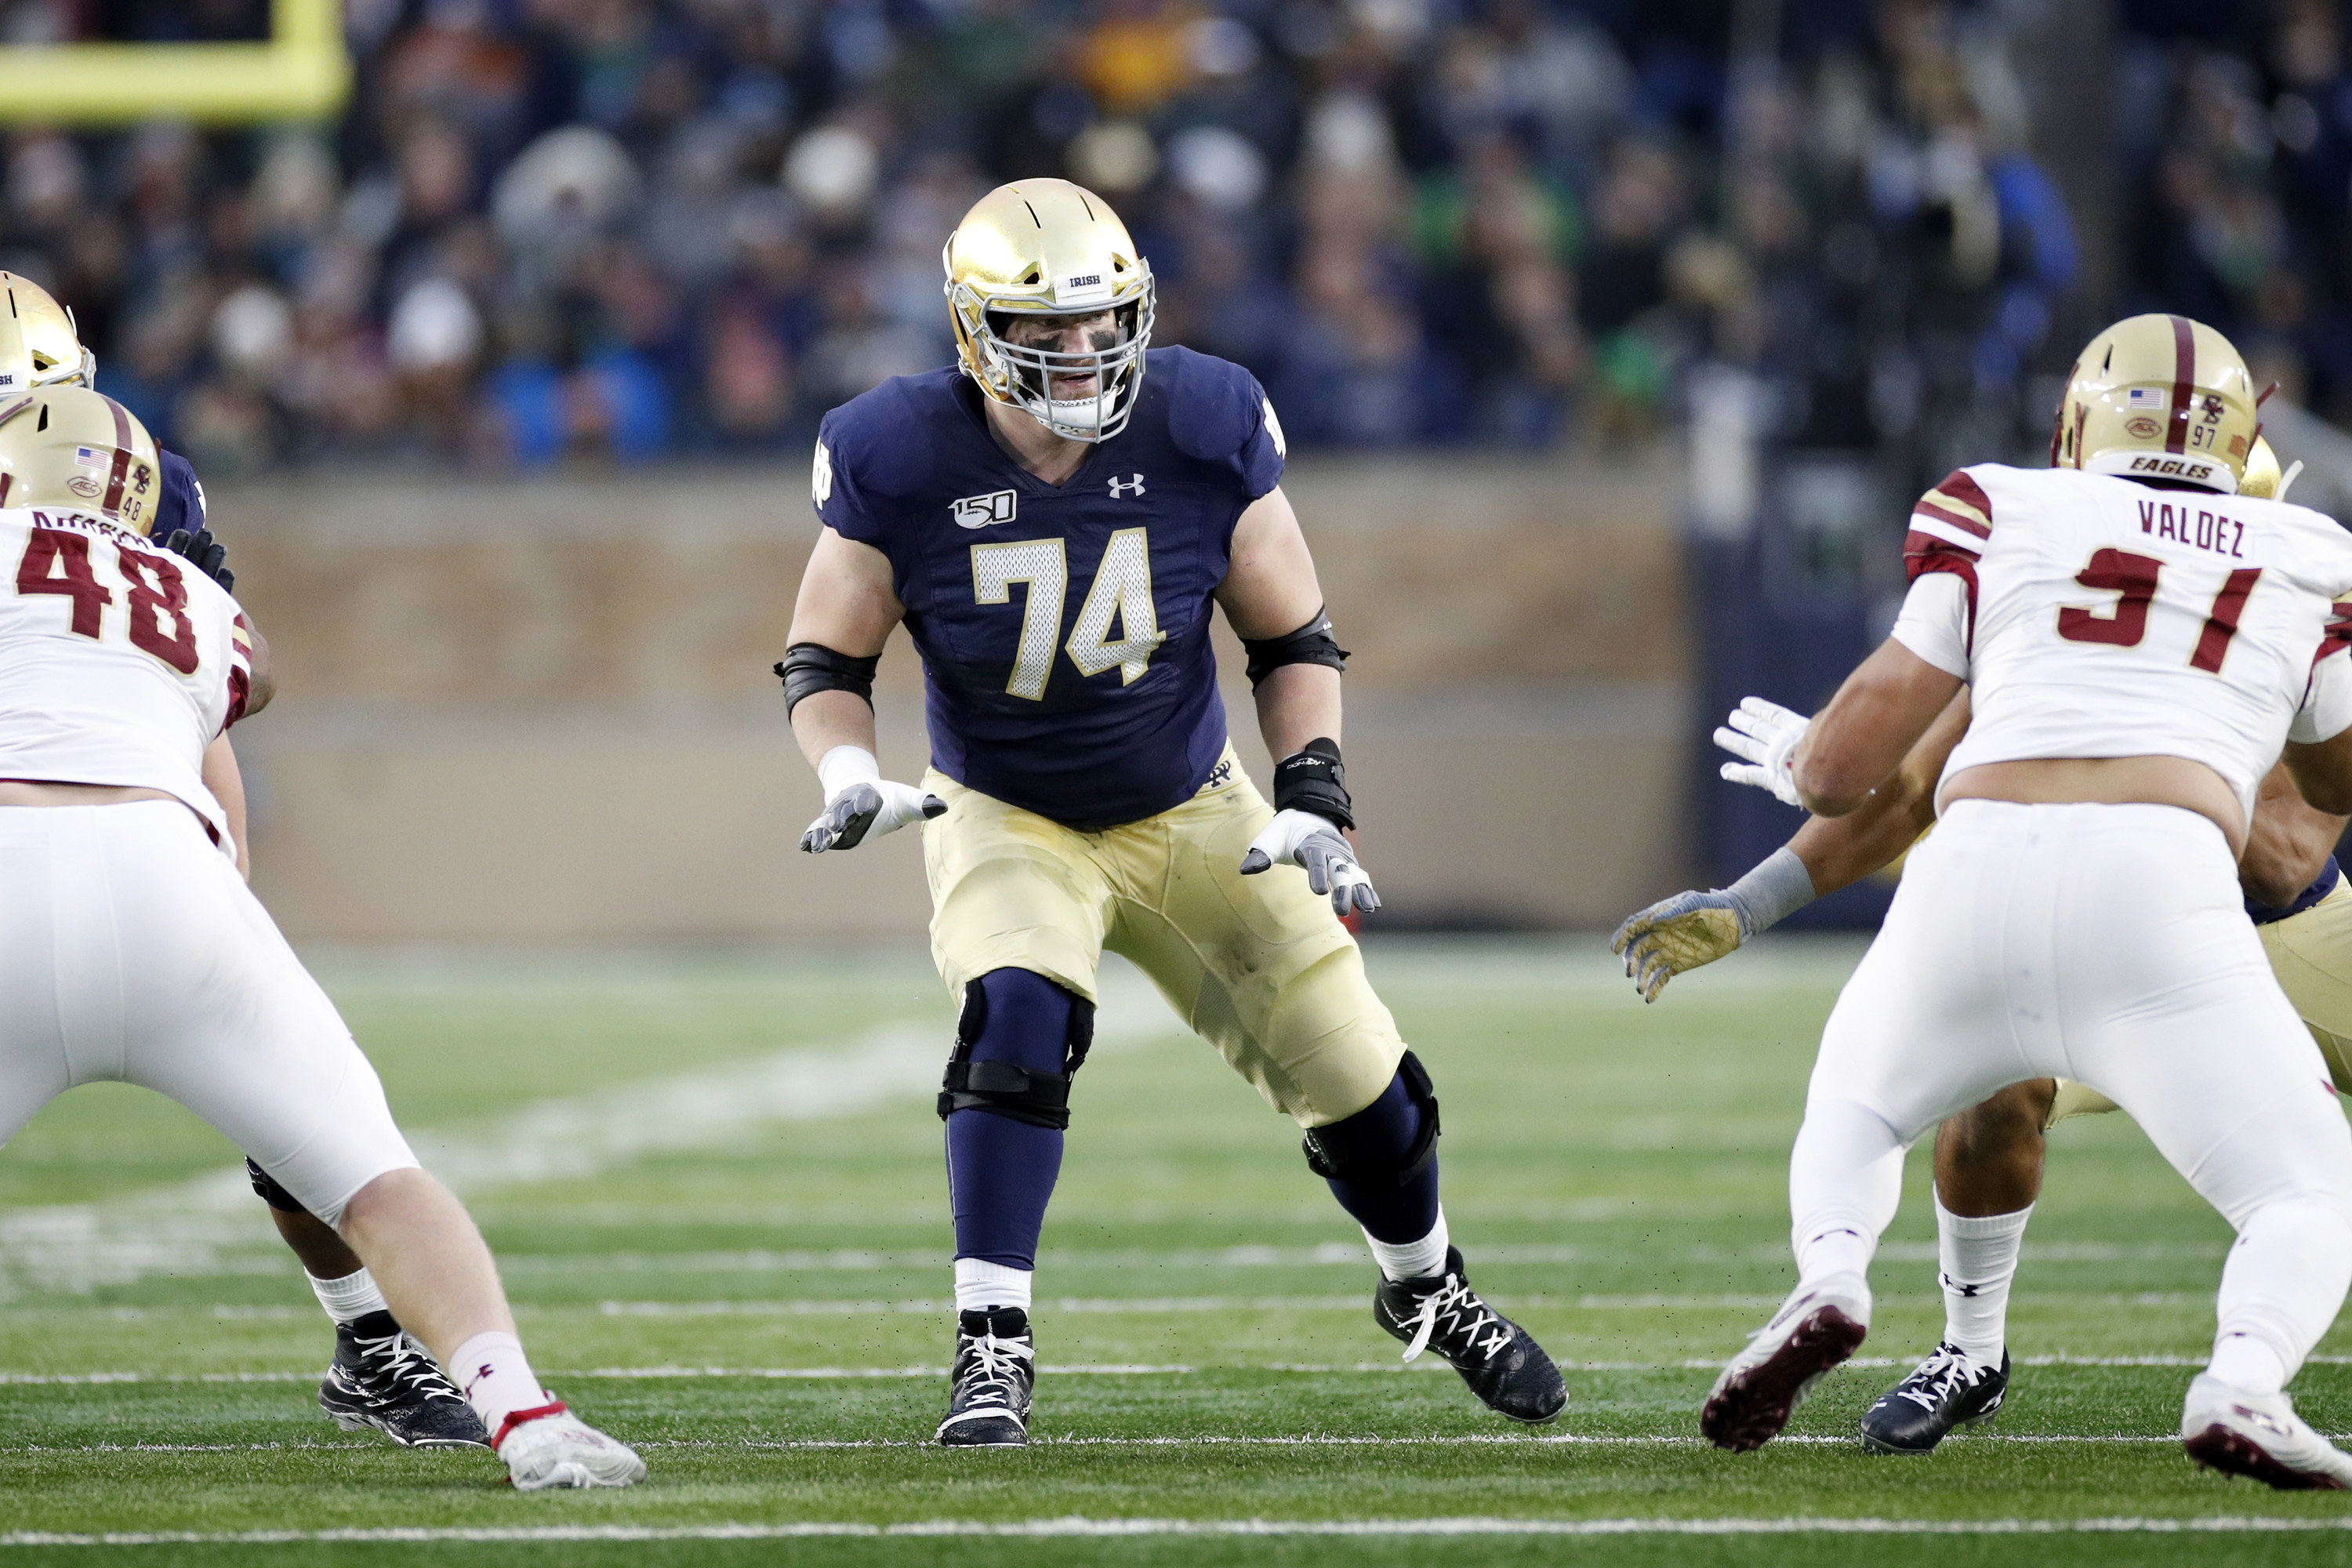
xmin=2183 ymin=1375 xmax=2352 ymax=1490
xmin=1700 ymin=1275 xmax=1870 ymax=1453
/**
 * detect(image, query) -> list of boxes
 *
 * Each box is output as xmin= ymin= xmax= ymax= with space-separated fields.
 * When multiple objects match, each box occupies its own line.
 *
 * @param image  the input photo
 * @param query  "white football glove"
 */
xmin=800 ymin=746 xmax=946 ymax=854
xmin=1715 ymin=696 xmax=1809 ymax=808
xmin=1240 ymin=808 xmax=1380 ymax=916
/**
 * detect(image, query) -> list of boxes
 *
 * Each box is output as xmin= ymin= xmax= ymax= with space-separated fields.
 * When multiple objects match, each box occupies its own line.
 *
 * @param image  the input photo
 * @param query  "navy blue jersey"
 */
xmin=148 ymin=448 xmax=206 ymax=541
xmin=815 ymin=347 xmax=1284 ymax=829
xmin=2249 ymin=854 xmax=2340 ymax=925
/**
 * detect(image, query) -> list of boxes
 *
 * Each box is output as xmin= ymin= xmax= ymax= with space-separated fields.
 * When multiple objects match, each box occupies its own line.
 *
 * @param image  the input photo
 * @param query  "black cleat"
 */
xmin=1860 ymin=1342 xmax=2009 ymax=1454
xmin=1374 ymin=1247 xmax=1566 ymax=1424
xmin=938 ymin=1306 xmax=1034 ymax=1447
xmin=318 ymin=1311 xmax=491 ymax=1448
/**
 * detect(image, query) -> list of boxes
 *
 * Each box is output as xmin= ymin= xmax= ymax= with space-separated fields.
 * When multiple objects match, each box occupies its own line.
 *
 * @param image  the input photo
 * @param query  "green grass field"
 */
xmin=1 ymin=937 xmax=2348 ymax=1566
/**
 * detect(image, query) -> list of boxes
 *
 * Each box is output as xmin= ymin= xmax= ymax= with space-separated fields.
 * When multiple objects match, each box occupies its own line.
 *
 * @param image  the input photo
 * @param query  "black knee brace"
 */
xmin=245 ymin=1156 xmax=310 ymax=1215
xmin=936 ymin=978 xmax=1098 ymax=1131
xmin=1301 ymin=1051 xmax=1440 ymax=1185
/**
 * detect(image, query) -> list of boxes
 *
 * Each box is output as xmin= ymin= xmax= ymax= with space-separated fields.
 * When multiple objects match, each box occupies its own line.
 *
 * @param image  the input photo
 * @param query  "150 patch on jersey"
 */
xmin=952 ymin=489 xmax=1017 ymax=529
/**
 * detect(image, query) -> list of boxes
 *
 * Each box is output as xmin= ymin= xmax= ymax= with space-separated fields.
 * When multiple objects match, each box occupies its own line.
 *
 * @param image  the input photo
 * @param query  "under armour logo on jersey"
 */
xmin=1108 ymin=473 xmax=1145 ymax=499
xmin=951 ymin=489 xmax=1018 ymax=528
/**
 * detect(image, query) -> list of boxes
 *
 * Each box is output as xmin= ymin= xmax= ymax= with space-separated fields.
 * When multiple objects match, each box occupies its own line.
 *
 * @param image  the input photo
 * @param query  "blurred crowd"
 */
xmin=2122 ymin=0 xmax=2352 ymax=434
xmin=0 ymin=0 xmax=2097 ymax=472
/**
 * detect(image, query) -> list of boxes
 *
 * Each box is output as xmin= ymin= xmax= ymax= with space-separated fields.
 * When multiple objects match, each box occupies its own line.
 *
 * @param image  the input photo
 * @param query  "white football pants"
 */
xmin=1792 ymin=800 xmax=2352 ymax=1387
xmin=0 ymin=802 xmax=416 ymax=1225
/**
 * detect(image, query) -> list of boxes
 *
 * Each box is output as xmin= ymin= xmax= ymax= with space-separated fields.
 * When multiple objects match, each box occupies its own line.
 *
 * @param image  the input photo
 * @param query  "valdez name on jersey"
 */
xmin=814 ymin=347 xmax=1283 ymax=831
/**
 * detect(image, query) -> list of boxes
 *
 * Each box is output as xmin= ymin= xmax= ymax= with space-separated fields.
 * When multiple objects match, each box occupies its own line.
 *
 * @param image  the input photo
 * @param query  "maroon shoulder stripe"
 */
xmin=1914 ymin=500 xmax=1992 ymax=539
xmin=99 ymin=395 xmax=132 ymax=517
xmin=2166 ymin=315 xmax=2195 ymax=455
xmin=1933 ymin=470 xmax=1994 ymax=520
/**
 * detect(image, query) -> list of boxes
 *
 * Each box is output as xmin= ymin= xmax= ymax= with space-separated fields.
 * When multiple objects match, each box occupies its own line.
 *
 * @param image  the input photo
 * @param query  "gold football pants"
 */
xmin=920 ymin=746 xmax=1406 ymax=1128
xmin=2049 ymin=872 xmax=2352 ymax=1127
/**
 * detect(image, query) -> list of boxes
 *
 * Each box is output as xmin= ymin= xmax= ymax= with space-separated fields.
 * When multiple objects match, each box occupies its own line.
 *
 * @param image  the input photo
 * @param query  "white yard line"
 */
xmin=6 ymin=1352 xmax=2347 ymax=1383
xmin=0 ymin=973 xmax=1182 ymax=1299
xmin=2 ymin=1515 xmax=2348 ymax=1544
xmin=587 ymin=1291 xmax=2209 ymax=1316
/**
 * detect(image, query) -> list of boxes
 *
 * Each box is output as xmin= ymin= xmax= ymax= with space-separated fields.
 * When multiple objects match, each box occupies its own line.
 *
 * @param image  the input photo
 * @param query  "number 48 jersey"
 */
xmin=0 ymin=506 xmax=251 ymax=847
xmin=1893 ymin=464 xmax=2352 ymax=821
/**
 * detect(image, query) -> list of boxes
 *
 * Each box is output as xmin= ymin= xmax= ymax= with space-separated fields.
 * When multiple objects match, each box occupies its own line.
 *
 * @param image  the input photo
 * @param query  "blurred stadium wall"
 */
xmin=222 ymin=452 xmax=1686 ymax=941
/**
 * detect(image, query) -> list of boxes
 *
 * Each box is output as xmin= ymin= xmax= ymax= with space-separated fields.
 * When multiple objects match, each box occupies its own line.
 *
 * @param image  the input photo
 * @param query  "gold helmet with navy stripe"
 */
xmin=2050 ymin=314 xmax=2258 ymax=495
xmin=0 ymin=386 xmax=160 ymax=532
xmin=943 ymin=178 xmax=1155 ymax=443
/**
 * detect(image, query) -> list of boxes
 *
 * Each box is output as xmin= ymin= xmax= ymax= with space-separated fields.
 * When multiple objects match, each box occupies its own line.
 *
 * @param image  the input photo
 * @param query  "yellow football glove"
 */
xmin=1610 ymin=891 xmax=1747 ymax=1003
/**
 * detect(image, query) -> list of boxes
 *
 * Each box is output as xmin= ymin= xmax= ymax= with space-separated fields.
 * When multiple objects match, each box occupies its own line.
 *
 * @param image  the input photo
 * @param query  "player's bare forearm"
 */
xmin=790 ymin=691 xmax=879 ymax=772
xmin=2285 ymin=728 xmax=2352 ymax=818
xmin=2245 ymin=760 xmax=2350 ymax=903
xmin=785 ymin=528 xmax=904 ymax=775
xmin=202 ymin=735 xmax=250 ymax=879
xmin=1793 ymin=641 xmax=1965 ymax=816
xmin=1787 ymin=688 xmax=1968 ymax=893
xmin=1253 ymin=663 xmax=1341 ymax=760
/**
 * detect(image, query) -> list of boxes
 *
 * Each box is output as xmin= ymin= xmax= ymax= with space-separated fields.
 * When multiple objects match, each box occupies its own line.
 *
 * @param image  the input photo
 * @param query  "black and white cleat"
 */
xmin=318 ymin=1311 xmax=492 ymax=1449
xmin=2183 ymin=1374 xmax=2352 ymax=1490
xmin=1374 ymin=1247 xmax=1566 ymax=1424
xmin=938 ymin=1306 xmax=1036 ymax=1448
xmin=1700 ymin=1274 xmax=1870 ymax=1453
xmin=1860 ymin=1342 xmax=2009 ymax=1454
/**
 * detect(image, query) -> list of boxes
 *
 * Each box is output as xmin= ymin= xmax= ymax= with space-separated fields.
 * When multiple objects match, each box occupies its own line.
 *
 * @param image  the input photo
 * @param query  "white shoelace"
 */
xmin=1397 ymin=1275 xmax=1511 ymax=1366
xmin=1893 ymin=1345 xmax=1980 ymax=1413
xmin=954 ymin=1330 xmax=1034 ymax=1410
xmin=352 ymin=1331 xmax=465 ymax=1403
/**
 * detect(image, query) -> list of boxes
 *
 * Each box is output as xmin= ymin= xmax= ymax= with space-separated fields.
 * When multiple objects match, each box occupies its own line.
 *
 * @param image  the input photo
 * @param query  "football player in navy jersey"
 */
xmin=0 ymin=275 xmax=487 ymax=1450
xmin=784 ymin=179 xmax=1567 ymax=1446
xmin=1614 ymin=435 xmax=2352 ymax=1460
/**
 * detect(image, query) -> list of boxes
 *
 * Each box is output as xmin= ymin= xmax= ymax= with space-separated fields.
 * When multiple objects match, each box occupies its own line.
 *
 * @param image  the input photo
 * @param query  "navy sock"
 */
xmin=946 ymin=968 xmax=1077 ymax=1269
xmin=1321 ymin=1069 xmax=1441 ymax=1244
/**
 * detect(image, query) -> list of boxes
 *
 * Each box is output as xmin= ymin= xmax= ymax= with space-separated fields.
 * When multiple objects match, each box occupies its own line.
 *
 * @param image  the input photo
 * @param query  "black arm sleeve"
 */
xmin=776 ymin=642 xmax=880 ymax=718
xmin=1241 ymin=606 xmax=1348 ymax=689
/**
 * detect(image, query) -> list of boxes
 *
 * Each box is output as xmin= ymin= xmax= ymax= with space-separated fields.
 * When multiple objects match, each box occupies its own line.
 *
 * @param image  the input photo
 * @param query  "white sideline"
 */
xmin=0 ymin=972 xmax=1182 ymax=1299
xmin=2 ymin=1516 xmax=2350 ymax=1544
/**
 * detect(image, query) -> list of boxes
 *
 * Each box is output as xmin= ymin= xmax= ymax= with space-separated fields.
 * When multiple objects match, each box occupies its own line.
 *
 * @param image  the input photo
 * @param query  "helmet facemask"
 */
xmin=957 ymin=283 xmax=1155 ymax=443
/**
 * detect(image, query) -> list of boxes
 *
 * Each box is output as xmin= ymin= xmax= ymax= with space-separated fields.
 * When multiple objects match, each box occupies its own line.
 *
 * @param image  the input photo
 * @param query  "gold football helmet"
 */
xmin=0 ymin=273 xmax=94 ymax=391
xmin=943 ymin=178 xmax=1155 ymax=442
xmin=2239 ymin=434 xmax=2290 ymax=501
xmin=2050 ymin=314 xmax=2257 ymax=494
xmin=0 ymin=387 xmax=161 ymax=532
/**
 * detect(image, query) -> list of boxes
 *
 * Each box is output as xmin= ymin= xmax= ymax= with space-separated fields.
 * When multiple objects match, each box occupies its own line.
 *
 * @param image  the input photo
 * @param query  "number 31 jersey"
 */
xmin=814 ymin=347 xmax=1283 ymax=830
xmin=1893 ymin=464 xmax=2352 ymax=821
xmin=0 ymin=506 xmax=251 ymax=846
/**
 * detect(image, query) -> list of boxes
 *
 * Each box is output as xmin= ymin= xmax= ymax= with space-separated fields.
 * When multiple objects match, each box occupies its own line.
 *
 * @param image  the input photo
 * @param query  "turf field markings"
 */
xmin=0 ymin=968 xmax=1191 ymax=1300
xmin=12 ymin=1515 xmax=2352 ymax=1544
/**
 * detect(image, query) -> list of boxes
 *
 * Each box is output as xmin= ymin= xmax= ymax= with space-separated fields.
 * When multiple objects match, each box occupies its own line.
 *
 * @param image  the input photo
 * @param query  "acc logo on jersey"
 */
xmin=952 ymin=489 xmax=1018 ymax=528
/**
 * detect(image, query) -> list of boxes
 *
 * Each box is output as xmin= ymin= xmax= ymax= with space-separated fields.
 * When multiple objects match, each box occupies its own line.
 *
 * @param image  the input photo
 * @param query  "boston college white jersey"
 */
xmin=1890 ymin=464 xmax=2352 ymax=820
xmin=0 ymin=505 xmax=249 ymax=846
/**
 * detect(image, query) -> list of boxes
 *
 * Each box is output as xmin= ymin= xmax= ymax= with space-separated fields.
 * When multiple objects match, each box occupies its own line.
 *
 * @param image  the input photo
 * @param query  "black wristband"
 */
xmin=776 ymin=642 xmax=879 ymax=718
xmin=1270 ymin=737 xmax=1353 ymax=829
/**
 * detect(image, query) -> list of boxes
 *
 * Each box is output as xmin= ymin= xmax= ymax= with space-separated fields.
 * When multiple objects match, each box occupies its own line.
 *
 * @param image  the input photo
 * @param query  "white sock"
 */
xmin=955 ymin=1258 xmax=1033 ymax=1314
xmin=1794 ymin=1225 xmax=1875 ymax=1284
xmin=1364 ymin=1209 xmax=1450 ymax=1282
xmin=1936 ymin=1192 xmax=2031 ymax=1365
xmin=448 ymin=1330 xmax=554 ymax=1445
xmin=2209 ymin=1333 xmax=2292 ymax=1396
xmin=307 ymin=1266 xmax=390 ymax=1326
